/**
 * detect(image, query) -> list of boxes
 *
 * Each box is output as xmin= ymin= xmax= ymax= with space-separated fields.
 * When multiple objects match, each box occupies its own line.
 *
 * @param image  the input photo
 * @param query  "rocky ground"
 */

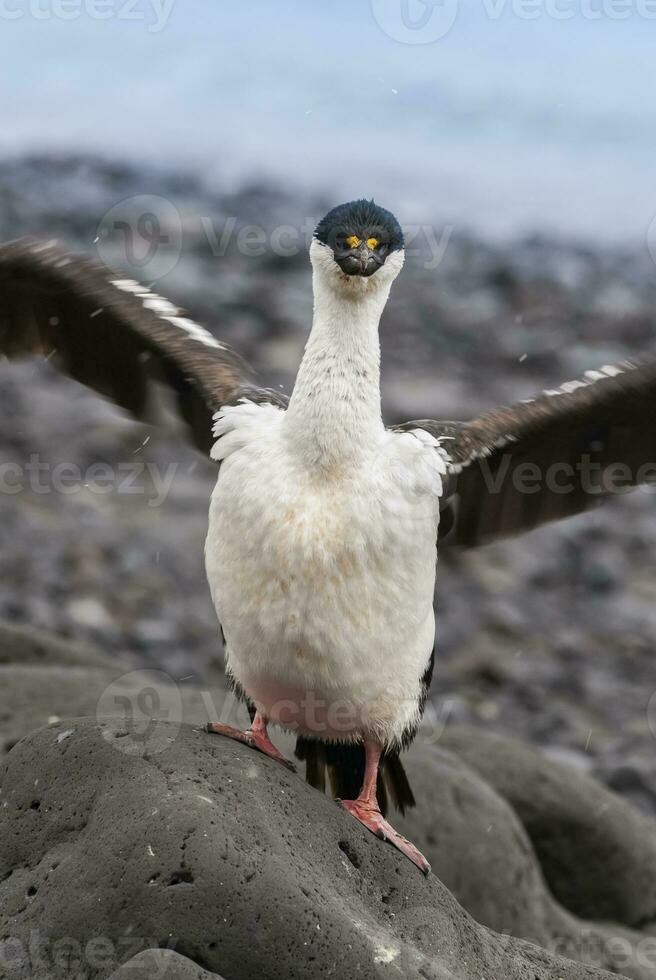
xmin=1 ymin=153 xmax=656 ymax=817
xmin=3 ymin=621 xmax=656 ymax=980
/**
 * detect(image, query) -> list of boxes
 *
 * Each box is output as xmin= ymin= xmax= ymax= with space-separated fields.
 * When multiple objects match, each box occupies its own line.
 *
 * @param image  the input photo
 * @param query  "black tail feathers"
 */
xmin=294 ymin=738 xmax=415 ymax=817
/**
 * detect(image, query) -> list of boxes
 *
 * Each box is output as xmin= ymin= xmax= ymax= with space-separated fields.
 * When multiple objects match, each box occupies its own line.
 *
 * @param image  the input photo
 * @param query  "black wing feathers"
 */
xmin=0 ymin=239 xmax=252 ymax=453
xmin=406 ymin=358 xmax=656 ymax=547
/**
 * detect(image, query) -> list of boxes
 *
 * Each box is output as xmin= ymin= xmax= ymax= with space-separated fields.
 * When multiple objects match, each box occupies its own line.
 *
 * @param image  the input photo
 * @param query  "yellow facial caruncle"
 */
xmin=346 ymin=235 xmax=361 ymax=249
xmin=366 ymin=238 xmax=379 ymax=250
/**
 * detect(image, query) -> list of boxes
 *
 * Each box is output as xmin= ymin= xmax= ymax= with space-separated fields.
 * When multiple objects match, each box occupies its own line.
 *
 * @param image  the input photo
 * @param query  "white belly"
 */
xmin=205 ymin=405 xmax=444 ymax=747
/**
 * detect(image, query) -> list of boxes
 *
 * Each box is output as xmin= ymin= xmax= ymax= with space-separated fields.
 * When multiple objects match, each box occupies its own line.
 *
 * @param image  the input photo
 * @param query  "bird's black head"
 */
xmin=314 ymin=199 xmax=404 ymax=278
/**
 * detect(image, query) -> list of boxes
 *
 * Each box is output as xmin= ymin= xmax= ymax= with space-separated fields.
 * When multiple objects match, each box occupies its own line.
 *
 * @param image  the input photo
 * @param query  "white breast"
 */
xmin=205 ymin=401 xmax=447 ymax=748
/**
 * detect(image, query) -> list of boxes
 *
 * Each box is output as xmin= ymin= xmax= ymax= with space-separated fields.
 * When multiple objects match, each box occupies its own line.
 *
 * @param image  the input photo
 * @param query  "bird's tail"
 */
xmin=294 ymin=738 xmax=415 ymax=817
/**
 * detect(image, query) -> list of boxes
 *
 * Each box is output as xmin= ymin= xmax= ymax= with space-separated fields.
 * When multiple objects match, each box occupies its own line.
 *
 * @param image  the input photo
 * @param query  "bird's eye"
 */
xmin=366 ymin=238 xmax=379 ymax=250
xmin=346 ymin=235 xmax=361 ymax=249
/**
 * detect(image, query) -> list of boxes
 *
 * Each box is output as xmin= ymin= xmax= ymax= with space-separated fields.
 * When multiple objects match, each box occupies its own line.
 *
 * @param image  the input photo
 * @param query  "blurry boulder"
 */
xmin=442 ymin=728 xmax=656 ymax=928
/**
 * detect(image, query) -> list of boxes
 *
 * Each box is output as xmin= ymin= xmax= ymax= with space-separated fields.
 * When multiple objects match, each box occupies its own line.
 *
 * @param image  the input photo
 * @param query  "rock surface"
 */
xmin=107 ymin=949 xmax=226 ymax=979
xmin=0 ymin=622 xmax=234 ymax=758
xmin=0 ymin=718 xmax=625 ymax=980
xmin=400 ymin=740 xmax=655 ymax=979
xmin=4 ymin=623 xmax=656 ymax=979
xmin=441 ymin=729 xmax=656 ymax=929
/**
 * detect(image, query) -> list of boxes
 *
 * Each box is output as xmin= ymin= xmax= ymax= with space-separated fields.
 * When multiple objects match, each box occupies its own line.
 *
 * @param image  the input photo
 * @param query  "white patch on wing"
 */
xmin=454 ymin=432 xmax=517 ymax=472
xmin=33 ymin=240 xmax=58 ymax=254
xmin=406 ymin=427 xmax=453 ymax=478
xmin=110 ymin=278 xmax=224 ymax=350
xmin=559 ymin=380 xmax=588 ymax=394
xmin=545 ymin=360 xmax=628 ymax=399
xmin=210 ymin=399 xmax=283 ymax=462
xmin=452 ymin=358 xmax=633 ymax=473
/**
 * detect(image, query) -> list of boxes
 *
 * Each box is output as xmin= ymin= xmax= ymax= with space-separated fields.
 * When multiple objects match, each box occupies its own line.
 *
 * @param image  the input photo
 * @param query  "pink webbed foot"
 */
xmin=206 ymin=721 xmax=296 ymax=772
xmin=340 ymin=798 xmax=431 ymax=875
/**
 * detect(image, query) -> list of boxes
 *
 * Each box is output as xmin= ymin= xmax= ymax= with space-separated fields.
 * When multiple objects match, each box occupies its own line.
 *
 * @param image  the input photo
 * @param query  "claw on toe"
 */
xmin=206 ymin=721 xmax=296 ymax=772
xmin=339 ymin=798 xmax=431 ymax=875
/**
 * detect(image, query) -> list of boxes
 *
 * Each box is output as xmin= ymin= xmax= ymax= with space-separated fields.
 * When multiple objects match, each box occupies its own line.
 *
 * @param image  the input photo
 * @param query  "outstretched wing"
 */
xmin=0 ymin=239 xmax=285 ymax=454
xmin=400 ymin=358 xmax=656 ymax=547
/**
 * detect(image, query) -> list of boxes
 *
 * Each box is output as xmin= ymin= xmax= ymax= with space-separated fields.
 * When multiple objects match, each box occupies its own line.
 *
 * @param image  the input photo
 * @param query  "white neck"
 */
xmin=283 ymin=241 xmax=404 ymax=472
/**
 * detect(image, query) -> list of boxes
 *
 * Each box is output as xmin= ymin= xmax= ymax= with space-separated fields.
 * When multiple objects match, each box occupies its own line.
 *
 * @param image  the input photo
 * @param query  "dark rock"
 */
xmin=0 ymin=719 xmax=621 ymax=980
xmin=399 ymin=742 xmax=650 ymax=979
xmin=2 ymin=626 xmax=656 ymax=978
xmin=442 ymin=728 xmax=656 ymax=929
xmin=0 ymin=621 xmax=233 ymax=758
xmin=0 ymin=622 xmax=118 ymax=669
xmin=593 ymin=756 xmax=656 ymax=818
xmin=107 ymin=949 xmax=226 ymax=979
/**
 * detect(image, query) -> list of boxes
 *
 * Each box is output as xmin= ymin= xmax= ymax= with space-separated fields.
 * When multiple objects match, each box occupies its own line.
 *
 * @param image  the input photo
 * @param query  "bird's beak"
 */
xmin=335 ymin=244 xmax=382 ymax=278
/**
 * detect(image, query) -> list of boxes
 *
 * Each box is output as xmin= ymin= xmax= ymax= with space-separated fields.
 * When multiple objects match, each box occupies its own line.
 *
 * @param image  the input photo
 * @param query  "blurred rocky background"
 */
xmin=1 ymin=152 xmax=656 ymax=817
